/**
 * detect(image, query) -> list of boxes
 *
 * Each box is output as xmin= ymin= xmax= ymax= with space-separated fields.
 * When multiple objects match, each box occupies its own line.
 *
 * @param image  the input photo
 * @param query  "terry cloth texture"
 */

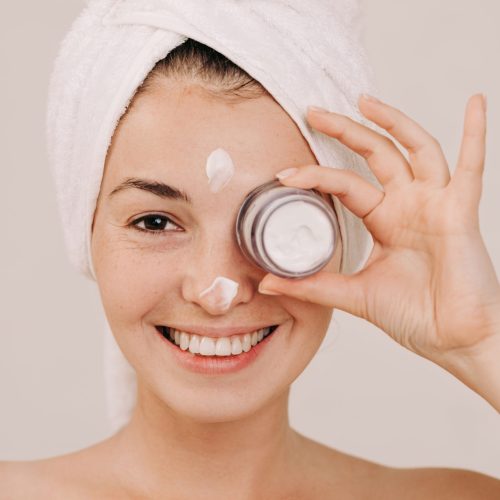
xmin=46 ymin=0 xmax=381 ymax=433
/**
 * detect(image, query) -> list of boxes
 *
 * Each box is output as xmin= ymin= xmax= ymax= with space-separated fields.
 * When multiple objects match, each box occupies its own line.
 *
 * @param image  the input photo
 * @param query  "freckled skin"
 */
xmin=87 ymin=80 xmax=344 ymax=497
xmin=7 ymin=76 xmax=495 ymax=500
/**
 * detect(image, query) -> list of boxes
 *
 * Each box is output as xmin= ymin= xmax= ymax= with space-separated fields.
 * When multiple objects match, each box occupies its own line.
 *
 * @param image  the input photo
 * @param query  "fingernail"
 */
xmin=307 ymin=105 xmax=328 ymax=114
xmin=360 ymin=93 xmax=381 ymax=103
xmin=258 ymin=283 xmax=281 ymax=295
xmin=275 ymin=167 xmax=299 ymax=180
xmin=259 ymin=289 xmax=281 ymax=296
xmin=481 ymin=93 xmax=487 ymax=112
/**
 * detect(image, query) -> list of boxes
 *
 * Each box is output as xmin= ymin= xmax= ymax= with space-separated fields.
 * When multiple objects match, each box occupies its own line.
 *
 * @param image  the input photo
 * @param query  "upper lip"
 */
xmin=156 ymin=324 xmax=279 ymax=338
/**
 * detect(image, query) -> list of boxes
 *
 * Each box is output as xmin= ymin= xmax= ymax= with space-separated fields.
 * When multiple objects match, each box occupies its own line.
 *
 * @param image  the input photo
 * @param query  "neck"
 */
xmin=110 ymin=379 xmax=302 ymax=498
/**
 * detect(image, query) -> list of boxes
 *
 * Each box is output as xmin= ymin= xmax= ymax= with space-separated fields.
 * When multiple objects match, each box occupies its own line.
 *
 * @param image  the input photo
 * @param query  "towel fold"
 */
xmin=46 ymin=0 xmax=380 ymax=433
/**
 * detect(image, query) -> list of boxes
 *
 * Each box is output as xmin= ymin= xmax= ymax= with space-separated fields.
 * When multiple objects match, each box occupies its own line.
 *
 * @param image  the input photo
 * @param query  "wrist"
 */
xmin=438 ymin=333 xmax=500 ymax=412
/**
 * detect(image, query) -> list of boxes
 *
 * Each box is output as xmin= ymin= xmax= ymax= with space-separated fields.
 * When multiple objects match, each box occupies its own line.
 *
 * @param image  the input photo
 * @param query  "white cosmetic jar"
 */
xmin=236 ymin=179 xmax=340 ymax=278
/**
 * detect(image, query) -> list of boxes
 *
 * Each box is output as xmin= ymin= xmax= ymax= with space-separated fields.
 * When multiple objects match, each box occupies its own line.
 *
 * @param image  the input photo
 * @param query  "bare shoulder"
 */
xmin=294 ymin=433 xmax=500 ymax=499
xmin=293 ymin=432 xmax=394 ymax=498
xmin=0 ymin=441 xmax=126 ymax=499
xmin=0 ymin=460 xmax=61 ymax=500
xmin=385 ymin=466 xmax=500 ymax=500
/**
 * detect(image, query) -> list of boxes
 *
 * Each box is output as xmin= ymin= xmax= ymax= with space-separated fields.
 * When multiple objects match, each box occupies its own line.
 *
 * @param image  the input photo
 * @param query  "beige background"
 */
xmin=1 ymin=0 xmax=499 ymax=477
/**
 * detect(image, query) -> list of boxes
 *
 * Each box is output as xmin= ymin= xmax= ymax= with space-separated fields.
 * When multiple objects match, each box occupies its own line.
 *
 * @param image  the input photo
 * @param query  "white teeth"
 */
xmin=167 ymin=326 xmax=276 ymax=356
xmin=188 ymin=335 xmax=200 ymax=354
xmin=215 ymin=337 xmax=232 ymax=356
xmin=180 ymin=332 xmax=190 ymax=351
xmin=251 ymin=331 xmax=258 ymax=346
xmin=199 ymin=337 xmax=216 ymax=355
xmin=241 ymin=333 xmax=251 ymax=352
xmin=230 ymin=336 xmax=243 ymax=355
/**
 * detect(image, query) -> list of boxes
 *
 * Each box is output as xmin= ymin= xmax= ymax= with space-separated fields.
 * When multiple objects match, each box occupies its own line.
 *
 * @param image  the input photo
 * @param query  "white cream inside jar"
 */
xmin=262 ymin=200 xmax=334 ymax=273
xmin=236 ymin=180 xmax=339 ymax=278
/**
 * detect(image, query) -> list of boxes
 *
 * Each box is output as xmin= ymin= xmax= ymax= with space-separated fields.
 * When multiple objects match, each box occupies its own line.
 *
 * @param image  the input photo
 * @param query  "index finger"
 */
xmin=306 ymin=106 xmax=414 ymax=190
xmin=276 ymin=164 xmax=384 ymax=219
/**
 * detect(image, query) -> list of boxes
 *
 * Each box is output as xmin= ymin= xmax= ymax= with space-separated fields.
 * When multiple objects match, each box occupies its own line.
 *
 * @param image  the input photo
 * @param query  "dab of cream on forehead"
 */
xmin=205 ymin=148 xmax=235 ymax=193
xmin=199 ymin=276 xmax=239 ymax=312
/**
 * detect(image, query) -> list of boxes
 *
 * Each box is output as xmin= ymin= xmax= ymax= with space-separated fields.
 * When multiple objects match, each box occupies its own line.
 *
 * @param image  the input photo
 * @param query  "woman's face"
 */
xmin=91 ymin=80 xmax=342 ymax=422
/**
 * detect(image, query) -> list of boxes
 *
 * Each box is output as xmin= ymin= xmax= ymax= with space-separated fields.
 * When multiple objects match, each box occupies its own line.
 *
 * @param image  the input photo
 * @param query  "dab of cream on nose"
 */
xmin=199 ymin=276 xmax=239 ymax=311
xmin=206 ymin=148 xmax=235 ymax=193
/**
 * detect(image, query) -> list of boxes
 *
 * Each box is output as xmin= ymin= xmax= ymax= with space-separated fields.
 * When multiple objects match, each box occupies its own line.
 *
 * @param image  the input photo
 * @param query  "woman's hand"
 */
xmin=258 ymin=94 xmax=500 ymax=408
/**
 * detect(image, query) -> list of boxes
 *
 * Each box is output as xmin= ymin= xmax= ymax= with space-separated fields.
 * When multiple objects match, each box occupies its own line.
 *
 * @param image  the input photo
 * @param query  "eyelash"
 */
xmin=130 ymin=214 xmax=183 ymax=236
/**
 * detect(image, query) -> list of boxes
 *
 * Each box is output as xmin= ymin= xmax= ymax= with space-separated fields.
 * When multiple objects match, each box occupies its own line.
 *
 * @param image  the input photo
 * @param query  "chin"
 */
xmin=146 ymin=376 xmax=289 ymax=424
xmin=162 ymin=391 xmax=268 ymax=423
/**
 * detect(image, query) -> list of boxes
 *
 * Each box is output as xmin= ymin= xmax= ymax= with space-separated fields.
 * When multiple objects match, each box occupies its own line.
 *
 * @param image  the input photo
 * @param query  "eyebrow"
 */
xmin=108 ymin=177 xmax=192 ymax=204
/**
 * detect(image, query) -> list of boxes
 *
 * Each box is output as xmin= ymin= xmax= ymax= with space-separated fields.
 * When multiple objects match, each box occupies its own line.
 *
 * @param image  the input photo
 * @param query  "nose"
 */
xmin=181 ymin=229 xmax=262 ymax=315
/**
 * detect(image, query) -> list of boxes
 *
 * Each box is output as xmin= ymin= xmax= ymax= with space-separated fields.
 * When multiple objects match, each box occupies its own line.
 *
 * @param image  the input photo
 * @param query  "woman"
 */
xmin=2 ymin=2 xmax=500 ymax=498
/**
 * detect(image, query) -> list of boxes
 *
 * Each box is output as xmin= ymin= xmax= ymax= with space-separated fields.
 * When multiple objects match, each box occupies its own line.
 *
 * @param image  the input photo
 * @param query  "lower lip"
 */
xmin=155 ymin=326 xmax=280 ymax=375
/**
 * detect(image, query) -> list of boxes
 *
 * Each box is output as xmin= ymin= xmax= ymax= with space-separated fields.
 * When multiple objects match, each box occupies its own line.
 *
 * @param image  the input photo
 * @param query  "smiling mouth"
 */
xmin=155 ymin=325 xmax=279 ymax=356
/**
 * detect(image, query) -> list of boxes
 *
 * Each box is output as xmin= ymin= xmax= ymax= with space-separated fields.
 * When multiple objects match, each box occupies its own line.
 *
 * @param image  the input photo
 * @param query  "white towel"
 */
xmin=46 ymin=0 xmax=381 ymax=433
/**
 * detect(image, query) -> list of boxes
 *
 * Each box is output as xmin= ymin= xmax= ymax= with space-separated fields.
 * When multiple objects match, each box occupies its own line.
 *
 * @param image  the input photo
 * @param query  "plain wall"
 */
xmin=1 ymin=0 xmax=499 ymax=478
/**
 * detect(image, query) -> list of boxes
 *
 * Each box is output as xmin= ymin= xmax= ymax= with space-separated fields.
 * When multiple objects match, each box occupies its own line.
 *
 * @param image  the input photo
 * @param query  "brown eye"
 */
xmin=131 ymin=214 xmax=182 ymax=235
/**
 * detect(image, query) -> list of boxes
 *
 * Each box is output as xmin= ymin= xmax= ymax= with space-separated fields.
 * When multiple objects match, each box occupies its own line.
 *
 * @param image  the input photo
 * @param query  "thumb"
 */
xmin=258 ymin=270 xmax=366 ymax=317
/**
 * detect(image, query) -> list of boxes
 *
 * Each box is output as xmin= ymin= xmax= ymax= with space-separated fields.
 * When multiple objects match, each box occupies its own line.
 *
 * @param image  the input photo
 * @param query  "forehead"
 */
xmin=103 ymin=82 xmax=317 ymax=195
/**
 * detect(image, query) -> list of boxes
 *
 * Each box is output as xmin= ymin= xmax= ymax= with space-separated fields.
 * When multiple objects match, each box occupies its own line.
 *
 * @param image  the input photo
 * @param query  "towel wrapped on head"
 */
xmin=46 ymin=0 xmax=380 ymax=433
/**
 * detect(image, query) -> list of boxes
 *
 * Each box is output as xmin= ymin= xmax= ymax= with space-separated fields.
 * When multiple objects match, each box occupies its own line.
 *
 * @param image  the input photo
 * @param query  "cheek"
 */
xmin=298 ymin=304 xmax=334 ymax=364
xmin=281 ymin=296 xmax=333 ymax=344
xmin=94 ymin=239 xmax=184 ymax=325
xmin=300 ymin=303 xmax=333 ymax=337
